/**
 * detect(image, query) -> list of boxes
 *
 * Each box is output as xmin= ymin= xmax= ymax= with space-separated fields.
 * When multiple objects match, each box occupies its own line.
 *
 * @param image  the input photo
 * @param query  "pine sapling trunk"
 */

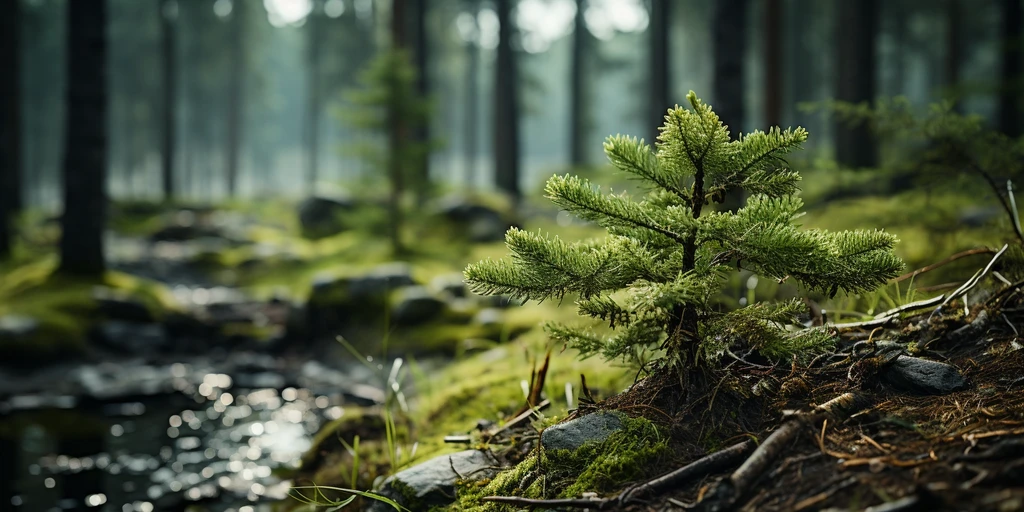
xmin=679 ymin=159 xmax=707 ymax=365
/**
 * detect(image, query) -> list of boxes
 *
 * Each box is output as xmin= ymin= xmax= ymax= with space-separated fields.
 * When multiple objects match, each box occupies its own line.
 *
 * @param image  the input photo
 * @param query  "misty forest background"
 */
xmin=3 ymin=0 xmax=1021 ymax=216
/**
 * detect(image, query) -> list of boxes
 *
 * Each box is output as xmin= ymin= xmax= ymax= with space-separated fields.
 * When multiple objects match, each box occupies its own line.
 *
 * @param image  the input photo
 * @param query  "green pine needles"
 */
xmin=465 ymin=92 xmax=903 ymax=368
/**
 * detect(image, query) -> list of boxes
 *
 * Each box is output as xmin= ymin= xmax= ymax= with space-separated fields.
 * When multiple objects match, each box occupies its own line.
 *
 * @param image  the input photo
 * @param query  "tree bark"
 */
xmin=569 ymin=0 xmax=593 ymax=166
xmin=160 ymin=0 xmax=176 ymax=201
xmin=494 ymin=0 xmax=521 ymax=203
xmin=1000 ymin=0 xmax=1022 ymax=137
xmin=411 ymin=0 xmax=430 ymax=205
xmin=944 ymin=0 xmax=962 ymax=110
xmin=648 ymin=0 xmax=670 ymax=143
xmin=389 ymin=0 xmax=408 ymax=254
xmin=306 ymin=0 xmax=323 ymax=196
xmin=763 ymin=0 xmax=782 ymax=128
xmin=463 ymin=0 xmax=480 ymax=189
xmin=225 ymin=0 xmax=244 ymax=197
xmin=834 ymin=0 xmax=878 ymax=168
xmin=59 ymin=0 xmax=108 ymax=276
xmin=0 ymin=0 xmax=21 ymax=259
xmin=713 ymin=0 xmax=749 ymax=211
xmin=713 ymin=0 xmax=749 ymax=134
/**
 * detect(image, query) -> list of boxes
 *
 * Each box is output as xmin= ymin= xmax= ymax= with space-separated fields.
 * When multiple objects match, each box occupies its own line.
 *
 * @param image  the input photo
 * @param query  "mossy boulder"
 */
xmin=298 ymin=195 xmax=356 ymax=239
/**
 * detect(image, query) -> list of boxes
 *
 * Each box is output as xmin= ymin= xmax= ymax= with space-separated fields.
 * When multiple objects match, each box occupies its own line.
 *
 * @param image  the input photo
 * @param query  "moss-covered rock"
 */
xmin=451 ymin=413 xmax=669 ymax=510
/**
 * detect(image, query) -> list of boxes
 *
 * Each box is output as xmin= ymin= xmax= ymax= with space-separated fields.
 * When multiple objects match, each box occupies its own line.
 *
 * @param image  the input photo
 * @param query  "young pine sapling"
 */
xmin=465 ymin=92 xmax=903 ymax=370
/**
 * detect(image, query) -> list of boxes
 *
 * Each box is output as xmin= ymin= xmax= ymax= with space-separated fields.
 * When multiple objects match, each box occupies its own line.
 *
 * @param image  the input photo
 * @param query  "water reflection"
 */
xmin=7 ymin=362 xmax=356 ymax=511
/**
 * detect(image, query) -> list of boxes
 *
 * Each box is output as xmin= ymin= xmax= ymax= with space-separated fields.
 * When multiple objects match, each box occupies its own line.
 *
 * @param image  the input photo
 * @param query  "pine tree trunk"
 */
xmin=834 ymin=0 xmax=878 ymax=168
xmin=1000 ymin=0 xmax=1022 ymax=137
xmin=225 ymin=0 xmax=244 ymax=197
xmin=306 ymin=0 xmax=322 ymax=196
xmin=944 ymin=0 xmax=962 ymax=110
xmin=160 ymin=0 xmax=176 ymax=201
xmin=0 ymin=0 xmax=21 ymax=259
xmin=569 ymin=0 xmax=593 ymax=167
xmin=763 ymin=0 xmax=782 ymax=128
xmin=713 ymin=0 xmax=749 ymax=212
xmin=463 ymin=0 xmax=479 ymax=189
xmin=411 ymin=0 xmax=430 ymax=205
xmin=389 ymin=0 xmax=408 ymax=254
xmin=648 ymin=0 xmax=670 ymax=143
xmin=494 ymin=0 xmax=521 ymax=204
xmin=59 ymin=0 xmax=108 ymax=276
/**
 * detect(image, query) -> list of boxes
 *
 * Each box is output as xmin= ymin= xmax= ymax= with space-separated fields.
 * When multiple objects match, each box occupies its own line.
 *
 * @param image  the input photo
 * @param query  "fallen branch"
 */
xmin=892 ymin=247 xmax=995 ymax=283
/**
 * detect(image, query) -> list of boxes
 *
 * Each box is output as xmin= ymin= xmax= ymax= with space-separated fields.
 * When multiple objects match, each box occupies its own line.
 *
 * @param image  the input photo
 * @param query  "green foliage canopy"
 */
xmin=466 ymin=92 xmax=903 ymax=367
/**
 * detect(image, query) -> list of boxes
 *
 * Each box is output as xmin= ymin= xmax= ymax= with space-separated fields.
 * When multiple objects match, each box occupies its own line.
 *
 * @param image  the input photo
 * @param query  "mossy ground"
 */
xmin=0 ymin=256 xmax=181 ymax=362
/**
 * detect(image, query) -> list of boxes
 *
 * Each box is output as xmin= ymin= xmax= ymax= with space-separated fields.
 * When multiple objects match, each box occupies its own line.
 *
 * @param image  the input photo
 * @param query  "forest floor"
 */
xmin=440 ymin=284 xmax=1024 ymax=512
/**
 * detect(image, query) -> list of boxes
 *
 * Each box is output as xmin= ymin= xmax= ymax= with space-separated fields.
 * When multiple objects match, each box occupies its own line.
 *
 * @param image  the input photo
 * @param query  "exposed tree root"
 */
xmin=480 ymin=440 xmax=755 ymax=509
xmin=696 ymin=392 xmax=872 ymax=511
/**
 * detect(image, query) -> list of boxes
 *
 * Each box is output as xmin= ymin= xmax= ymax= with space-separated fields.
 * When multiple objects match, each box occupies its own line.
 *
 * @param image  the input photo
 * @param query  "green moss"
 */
xmin=0 ymin=258 xmax=181 ymax=361
xmin=451 ymin=414 xmax=669 ymax=510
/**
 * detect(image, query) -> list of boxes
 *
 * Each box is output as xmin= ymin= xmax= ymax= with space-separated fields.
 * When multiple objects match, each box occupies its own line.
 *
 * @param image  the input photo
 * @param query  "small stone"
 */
xmin=430 ymin=273 xmax=468 ymax=298
xmin=391 ymin=286 xmax=447 ymax=326
xmin=93 ymin=287 xmax=154 ymax=323
xmin=369 ymin=450 xmax=499 ymax=512
xmin=882 ymin=356 xmax=968 ymax=395
xmin=541 ymin=411 xmax=624 ymax=451
xmin=298 ymin=195 xmax=355 ymax=239
xmin=472 ymin=308 xmax=503 ymax=327
xmin=0 ymin=315 xmax=40 ymax=341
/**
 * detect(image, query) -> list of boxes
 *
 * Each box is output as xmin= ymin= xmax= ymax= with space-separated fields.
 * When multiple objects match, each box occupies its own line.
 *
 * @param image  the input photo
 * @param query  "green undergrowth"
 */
xmin=292 ymin=333 xmax=636 ymax=507
xmin=0 ymin=257 xmax=180 ymax=362
xmin=450 ymin=413 xmax=669 ymax=511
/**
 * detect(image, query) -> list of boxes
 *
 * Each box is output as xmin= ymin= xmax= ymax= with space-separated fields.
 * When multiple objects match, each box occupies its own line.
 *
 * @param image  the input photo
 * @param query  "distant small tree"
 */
xmin=343 ymin=49 xmax=432 ymax=254
xmin=466 ymin=92 xmax=902 ymax=370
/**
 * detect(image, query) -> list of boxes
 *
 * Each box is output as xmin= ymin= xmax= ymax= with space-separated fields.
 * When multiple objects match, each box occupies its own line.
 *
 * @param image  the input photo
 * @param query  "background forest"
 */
xmin=1 ymin=1 xmax=1024 ymax=511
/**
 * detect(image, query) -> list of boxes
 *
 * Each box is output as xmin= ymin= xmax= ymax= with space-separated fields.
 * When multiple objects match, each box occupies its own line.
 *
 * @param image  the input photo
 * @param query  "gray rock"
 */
xmin=95 ymin=321 xmax=169 ymax=354
xmin=431 ymin=273 xmax=468 ymax=298
xmin=882 ymin=356 xmax=968 ymax=395
xmin=298 ymin=195 xmax=355 ymax=238
xmin=541 ymin=411 xmax=624 ymax=451
xmin=93 ymin=287 xmax=154 ymax=323
xmin=350 ymin=263 xmax=417 ymax=297
xmin=0 ymin=315 xmax=40 ymax=342
xmin=369 ymin=450 xmax=499 ymax=512
xmin=391 ymin=286 xmax=447 ymax=326
xmin=472 ymin=308 xmax=503 ymax=327
xmin=433 ymin=196 xmax=512 ymax=242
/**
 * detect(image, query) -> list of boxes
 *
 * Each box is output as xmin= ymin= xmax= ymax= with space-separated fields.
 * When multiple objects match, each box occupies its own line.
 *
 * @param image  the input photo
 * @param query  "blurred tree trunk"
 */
xmin=835 ymin=0 xmax=878 ymax=168
xmin=1000 ymin=0 xmax=1022 ymax=137
xmin=713 ymin=0 xmax=748 ymax=211
xmin=570 ymin=0 xmax=593 ymax=166
xmin=160 ymin=0 xmax=176 ymax=201
xmin=944 ymin=0 xmax=962 ymax=110
xmin=389 ymin=0 xmax=408 ymax=254
xmin=59 ymin=0 xmax=108 ymax=276
xmin=713 ymin=0 xmax=748 ymax=133
xmin=463 ymin=0 xmax=479 ymax=189
xmin=410 ymin=0 xmax=430 ymax=205
xmin=305 ymin=0 xmax=323 ymax=196
xmin=0 ymin=0 xmax=21 ymax=259
xmin=225 ymin=0 xmax=244 ymax=197
xmin=494 ymin=0 xmax=521 ymax=204
xmin=648 ymin=0 xmax=670 ymax=143
xmin=763 ymin=0 xmax=782 ymax=128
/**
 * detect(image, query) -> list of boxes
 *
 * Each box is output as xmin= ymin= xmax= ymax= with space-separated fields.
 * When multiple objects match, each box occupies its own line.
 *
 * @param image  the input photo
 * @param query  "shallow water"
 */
xmin=3 ymin=362 xmax=356 ymax=512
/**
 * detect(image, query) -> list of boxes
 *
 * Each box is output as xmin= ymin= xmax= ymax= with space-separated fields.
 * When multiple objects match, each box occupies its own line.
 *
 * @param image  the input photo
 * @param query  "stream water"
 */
xmin=2 ymin=359 xmax=367 ymax=512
